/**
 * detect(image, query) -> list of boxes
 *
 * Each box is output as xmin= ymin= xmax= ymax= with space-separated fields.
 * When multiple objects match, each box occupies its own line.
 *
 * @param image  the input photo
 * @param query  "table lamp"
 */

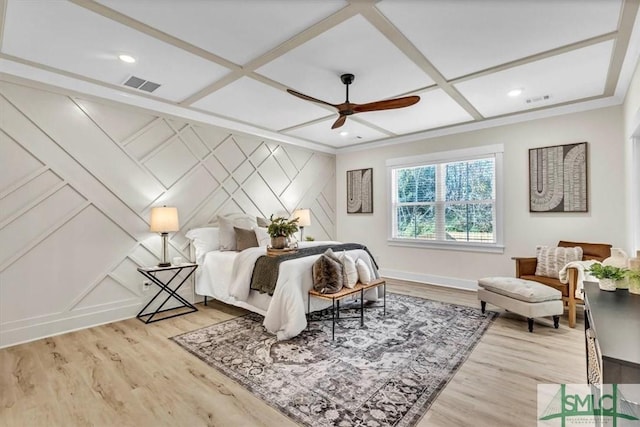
xmin=292 ymin=208 xmax=311 ymax=240
xmin=150 ymin=206 xmax=179 ymax=267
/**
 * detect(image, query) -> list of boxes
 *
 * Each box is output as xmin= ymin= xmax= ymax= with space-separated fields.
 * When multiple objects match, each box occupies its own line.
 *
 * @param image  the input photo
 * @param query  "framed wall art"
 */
xmin=529 ymin=142 xmax=588 ymax=212
xmin=347 ymin=168 xmax=373 ymax=214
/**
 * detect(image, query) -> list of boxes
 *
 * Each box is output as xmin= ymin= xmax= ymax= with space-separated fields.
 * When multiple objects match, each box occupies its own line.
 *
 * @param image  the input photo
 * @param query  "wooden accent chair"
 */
xmin=514 ymin=241 xmax=611 ymax=328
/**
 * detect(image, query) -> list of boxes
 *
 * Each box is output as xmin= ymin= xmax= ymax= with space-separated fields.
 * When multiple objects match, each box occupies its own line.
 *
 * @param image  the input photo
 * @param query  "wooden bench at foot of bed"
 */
xmin=307 ymin=278 xmax=386 ymax=340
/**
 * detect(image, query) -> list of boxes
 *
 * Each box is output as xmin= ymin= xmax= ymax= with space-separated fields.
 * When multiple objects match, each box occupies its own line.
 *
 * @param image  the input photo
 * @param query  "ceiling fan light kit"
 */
xmin=287 ymin=73 xmax=420 ymax=129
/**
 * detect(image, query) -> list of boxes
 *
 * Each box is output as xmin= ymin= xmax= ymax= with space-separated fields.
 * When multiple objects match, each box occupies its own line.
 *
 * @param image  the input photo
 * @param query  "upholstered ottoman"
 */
xmin=478 ymin=277 xmax=563 ymax=332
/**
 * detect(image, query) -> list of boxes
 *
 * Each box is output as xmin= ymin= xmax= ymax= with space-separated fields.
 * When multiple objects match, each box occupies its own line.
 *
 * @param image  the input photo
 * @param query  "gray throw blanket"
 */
xmin=250 ymin=243 xmax=379 ymax=295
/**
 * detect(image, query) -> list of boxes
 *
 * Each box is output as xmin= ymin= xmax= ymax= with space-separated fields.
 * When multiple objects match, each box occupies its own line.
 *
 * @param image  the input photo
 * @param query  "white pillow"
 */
xmin=356 ymin=258 xmax=372 ymax=284
xmin=338 ymin=251 xmax=358 ymax=289
xmin=217 ymin=214 xmax=257 ymax=251
xmin=185 ymin=227 xmax=219 ymax=264
xmin=254 ymin=227 xmax=270 ymax=247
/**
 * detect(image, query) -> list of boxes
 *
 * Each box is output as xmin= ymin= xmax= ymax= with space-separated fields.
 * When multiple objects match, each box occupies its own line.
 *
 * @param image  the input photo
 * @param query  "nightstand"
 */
xmin=136 ymin=263 xmax=198 ymax=323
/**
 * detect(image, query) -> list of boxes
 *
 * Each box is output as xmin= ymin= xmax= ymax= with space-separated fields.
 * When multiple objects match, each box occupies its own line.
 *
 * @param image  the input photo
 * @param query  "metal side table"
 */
xmin=136 ymin=263 xmax=198 ymax=323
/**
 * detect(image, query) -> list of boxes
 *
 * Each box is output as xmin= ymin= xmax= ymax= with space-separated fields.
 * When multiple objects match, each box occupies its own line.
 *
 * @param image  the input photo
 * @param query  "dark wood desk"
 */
xmin=583 ymin=282 xmax=640 ymax=384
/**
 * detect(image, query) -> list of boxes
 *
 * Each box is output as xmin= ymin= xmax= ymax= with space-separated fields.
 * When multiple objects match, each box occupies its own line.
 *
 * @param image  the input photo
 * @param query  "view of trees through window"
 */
xmin=392 ymin=157 xmax=495 ymax=243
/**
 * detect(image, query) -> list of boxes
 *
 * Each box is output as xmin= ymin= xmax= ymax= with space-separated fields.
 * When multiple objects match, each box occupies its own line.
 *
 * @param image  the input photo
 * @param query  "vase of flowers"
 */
xmin=266 ymin=215 xmax=299 ymax=249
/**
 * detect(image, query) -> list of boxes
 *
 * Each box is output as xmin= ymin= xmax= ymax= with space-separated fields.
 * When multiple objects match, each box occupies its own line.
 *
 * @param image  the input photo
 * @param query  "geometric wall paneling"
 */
xmin=149 ymin=166 xmax=218 ymax=222
xmin=280 ymin=154 xmax=334 ymax=211
xmin=123 ymin=118 xmax=177 ymax=162
xmin=232 ymin=133 xmax=264 ymax=157
xmin=213 ymin=136 xmax=248 ymax=174
xmin=191 ymin=125 xmax=233 ymax=152
xmin=0 ymin=169 xmax=63 ymax=225
xmin=0 ymin=129 xmax=45 ymax=191
xmin=71 ymin=276 xmax=139 ymax=312
xmin=229 ymin=175 xmax=286 ymax=220
xmin=73 ymin=98 xmax=157 ymax=145
xmin=143 ymin=136 xmax=199 ymax=188
xmin=0 ymin=184 xmax=87 ymax=268
xmin=109 ymin=257 xmax=151 ymax=297
xmin=0 ymin=205 xmax=136 ymax=322
xmin=272 ymin=146 xmax=299 ymax=181
xmin=259 ymin=156 xmax=293 ymax=196
xmin=203 ymin=155 xmax=229 ymax=184
xmin=232 ymin=160 xmax=257 ymax=186
xmin=281 ymin=145 xmax=314 ymax=172
xmin=179 ymin=126 xmax=211 ymax=160
xmin=0 ymin=78 xmax=335 ymax=347
xmin=0 ymin=83 xmax=167 ymax=213
xmin=248 ymin=143 xmax=275 ymax=169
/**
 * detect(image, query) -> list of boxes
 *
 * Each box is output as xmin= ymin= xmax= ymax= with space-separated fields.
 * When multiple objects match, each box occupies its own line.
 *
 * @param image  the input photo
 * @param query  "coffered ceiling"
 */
xmin=1 ymin=0 xmax=639 ymax=152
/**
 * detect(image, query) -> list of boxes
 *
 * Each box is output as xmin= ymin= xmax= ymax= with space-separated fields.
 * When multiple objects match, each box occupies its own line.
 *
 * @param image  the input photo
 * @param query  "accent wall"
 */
xmin=0 ymin=79 xmax=336 ymax=348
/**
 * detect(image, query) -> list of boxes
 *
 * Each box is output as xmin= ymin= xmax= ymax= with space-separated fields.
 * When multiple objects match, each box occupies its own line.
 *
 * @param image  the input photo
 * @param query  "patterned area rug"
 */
xmin=171 ymin=293 xmax=497 ymax=427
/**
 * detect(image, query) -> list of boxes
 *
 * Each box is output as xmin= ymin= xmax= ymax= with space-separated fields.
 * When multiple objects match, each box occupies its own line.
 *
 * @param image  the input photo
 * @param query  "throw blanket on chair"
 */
xmin=559 ymin=260 xmax=600 ymax=298
xmin=250 ymin=243 xmax=378 ymax=295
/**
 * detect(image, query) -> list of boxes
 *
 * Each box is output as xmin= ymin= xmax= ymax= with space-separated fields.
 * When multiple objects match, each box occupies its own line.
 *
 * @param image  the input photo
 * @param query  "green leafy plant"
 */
xmin=587 ymin=264 xmax=628 ymax=280
xmin=626 ymin=269 xmax=640 ymax=280
xmin=304 ymin=236 xmax=315 ymax=241
xmin=266 ymin=214 xmax=299 ymax=238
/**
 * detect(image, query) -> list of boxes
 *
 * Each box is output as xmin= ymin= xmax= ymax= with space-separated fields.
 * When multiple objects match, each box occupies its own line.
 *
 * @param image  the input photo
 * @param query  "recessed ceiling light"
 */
xmin=340 ymin=131 xmax=349 ymax=136
xmin=507 ymin=88 xmax=523 ymax=97
xmin=118 ymin=54 xmax=136 ymax=63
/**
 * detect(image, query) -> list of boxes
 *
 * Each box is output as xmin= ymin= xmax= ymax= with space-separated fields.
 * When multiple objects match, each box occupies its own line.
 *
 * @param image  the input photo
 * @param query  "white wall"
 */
xmin=336 ymin=106 xmax=627 ymax=289
xmin=0 ymin=79 xmax=336 ymax=348
xmin=623 ymin=59 xmax=640 ymax=254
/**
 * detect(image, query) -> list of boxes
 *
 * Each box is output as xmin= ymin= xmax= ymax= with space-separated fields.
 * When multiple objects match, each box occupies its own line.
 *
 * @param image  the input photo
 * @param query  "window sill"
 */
xmin=387 ymin=238 xmax=505 ymax=254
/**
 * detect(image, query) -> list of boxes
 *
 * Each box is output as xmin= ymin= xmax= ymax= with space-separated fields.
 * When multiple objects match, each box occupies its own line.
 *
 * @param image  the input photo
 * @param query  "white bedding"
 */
xmin=195 ymin=241 xmax=381 ymax=340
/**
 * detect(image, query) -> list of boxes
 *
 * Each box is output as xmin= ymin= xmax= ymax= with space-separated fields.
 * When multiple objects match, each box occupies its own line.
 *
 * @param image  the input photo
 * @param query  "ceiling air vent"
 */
xmin=123 ymin=75 xmax=161 ymax=93
xmin=526 ymin=95 xmax=551 ymax=104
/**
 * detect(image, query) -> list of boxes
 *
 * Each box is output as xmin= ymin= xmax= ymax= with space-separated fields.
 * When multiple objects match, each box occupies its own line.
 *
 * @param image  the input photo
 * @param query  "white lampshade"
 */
xmin=149 ymin=206 xmax=179 ymax=232
xmin=292 ymin=208 xmax=311 ymax=227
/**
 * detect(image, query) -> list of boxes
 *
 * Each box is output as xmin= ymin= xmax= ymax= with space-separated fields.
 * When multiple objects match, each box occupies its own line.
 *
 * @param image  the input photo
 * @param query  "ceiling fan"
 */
xmin=286 ymin=73 xmax=420 ymax=130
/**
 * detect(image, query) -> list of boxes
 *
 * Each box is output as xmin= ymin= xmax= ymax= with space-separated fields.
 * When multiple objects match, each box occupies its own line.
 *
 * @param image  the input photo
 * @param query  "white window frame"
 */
xmin=386 ymin=144 xmax=504 ymax=253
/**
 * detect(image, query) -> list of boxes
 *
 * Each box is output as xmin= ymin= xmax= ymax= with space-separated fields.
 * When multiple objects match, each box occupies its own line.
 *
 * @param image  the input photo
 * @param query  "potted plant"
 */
xmin=627 ymin=269 xmax=640 ymax=295
xmin=587 ymin=264 xmax=628 ymax=291
xmin=267 ymin=215 xmax=299 ymax=249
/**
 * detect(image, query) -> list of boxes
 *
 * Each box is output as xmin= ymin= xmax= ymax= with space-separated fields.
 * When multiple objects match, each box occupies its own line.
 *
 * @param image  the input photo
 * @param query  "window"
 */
xmin=387 ymin=145 xmax=503 ymax=253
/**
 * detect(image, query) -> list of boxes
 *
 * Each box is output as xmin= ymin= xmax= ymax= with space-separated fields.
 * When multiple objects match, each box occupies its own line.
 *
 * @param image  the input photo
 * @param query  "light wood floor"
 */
xmin=0 ymin=279 xmax=585 ymax=427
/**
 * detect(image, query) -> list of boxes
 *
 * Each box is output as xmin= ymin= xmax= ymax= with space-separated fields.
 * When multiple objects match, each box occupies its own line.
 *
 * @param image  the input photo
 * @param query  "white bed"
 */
xmin=186 ymin=214 xmax=380 ymax=340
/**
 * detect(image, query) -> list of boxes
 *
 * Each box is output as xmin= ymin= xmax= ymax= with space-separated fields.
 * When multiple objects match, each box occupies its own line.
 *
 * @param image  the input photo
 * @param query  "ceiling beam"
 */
xmin=180 ymin=2 xmax=367 ymax=106
xmin=604 ymin=0 xmax=640 ymax=95
xmin=360 ymin=5 xmax=485 ymax=121
xmin=70 ymin=0 xmax=241 ymax=71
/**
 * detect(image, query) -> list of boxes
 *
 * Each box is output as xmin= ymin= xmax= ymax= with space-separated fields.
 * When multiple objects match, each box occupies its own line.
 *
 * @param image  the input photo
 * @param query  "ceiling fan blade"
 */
xmin=286 ymin=89 xmax=337 ymax=109
xmin=353 ymin=96 xmax=420 ymax=113
xmin=331 ymin=115 xmax=347 ymax=129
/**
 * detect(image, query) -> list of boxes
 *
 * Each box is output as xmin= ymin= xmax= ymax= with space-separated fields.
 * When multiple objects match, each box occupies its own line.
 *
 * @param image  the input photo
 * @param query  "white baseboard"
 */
xmin=0 ymin=290 xmax=194 ymax=349
xmin=379 ymin=268 xmax=478 ymax=291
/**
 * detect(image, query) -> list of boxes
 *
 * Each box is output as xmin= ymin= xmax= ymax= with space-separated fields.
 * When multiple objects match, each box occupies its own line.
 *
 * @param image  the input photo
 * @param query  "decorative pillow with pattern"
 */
xmin=535 ymin=246 xmax=583 ymax=279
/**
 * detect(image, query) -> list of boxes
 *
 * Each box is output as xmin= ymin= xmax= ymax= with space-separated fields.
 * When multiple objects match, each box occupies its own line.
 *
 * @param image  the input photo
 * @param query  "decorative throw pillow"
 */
xmin=355 ymin=258 xmax=372 ymax=285
xmin=254 ymin=227 xmax=270 ymax=247
xmin=185 ymin=227 xmax=219 ymax=264
xmin=256 ymin=216 xmax=270 ymax=227
xmin=312 ymin=254 xmax=344 ymax=294
xmin=217 ymin=214 xmax=257 ymax=251
xmin=338 ymin=251 xmax=358 ymax=288
xmin=234 ymin=227 xmax=258 ymax=251
xmin=324 ymin=248 xmax=348 ymax=285
xmin=535 ymin=246 xmax=583 ymax=279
